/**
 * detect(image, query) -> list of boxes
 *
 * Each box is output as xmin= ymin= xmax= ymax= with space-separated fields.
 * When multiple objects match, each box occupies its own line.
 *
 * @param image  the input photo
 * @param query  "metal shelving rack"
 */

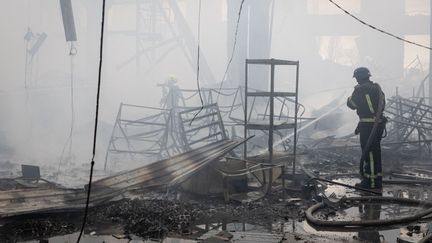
xmin=244 ymin=58 xmax=300 ymax=176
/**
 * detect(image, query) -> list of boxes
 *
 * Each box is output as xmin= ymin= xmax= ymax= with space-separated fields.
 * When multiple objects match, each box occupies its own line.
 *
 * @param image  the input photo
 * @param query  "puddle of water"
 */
xmin=311 ymin=176 xmax=432 ymax=242
xmin=324 ymin=177 xmax=432 ymax=199
xmin=10 ymin=216 xmax=425 ymax=243
xmin=7 ymin=175 xmax=432 ymax=243
xmin=272 ymin=218 xmax=401 ymax=243
xmin=194 ymin=222 xmax=270 ymax=233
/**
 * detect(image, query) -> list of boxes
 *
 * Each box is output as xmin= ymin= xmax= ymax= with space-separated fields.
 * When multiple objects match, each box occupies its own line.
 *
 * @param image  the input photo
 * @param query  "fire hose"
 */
xmin=306 ymin=196 xmax=432 ymax=227
xmin=303 ymin=85 xmax=432 ymax=228
xmin=359 ymin=83 xmax=385 ymax=179
xmin=419 ymin=233 xmax=432 ymax=243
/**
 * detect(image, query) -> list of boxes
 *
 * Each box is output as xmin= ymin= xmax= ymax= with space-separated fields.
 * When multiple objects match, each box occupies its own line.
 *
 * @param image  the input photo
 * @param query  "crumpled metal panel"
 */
xmin=0 ymin=139 xmax=243 ymax=218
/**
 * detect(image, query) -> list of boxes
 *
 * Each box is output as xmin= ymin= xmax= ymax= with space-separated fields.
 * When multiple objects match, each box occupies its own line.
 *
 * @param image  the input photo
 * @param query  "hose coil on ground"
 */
xmin=306 ymin=196 xmax=432 ymax=227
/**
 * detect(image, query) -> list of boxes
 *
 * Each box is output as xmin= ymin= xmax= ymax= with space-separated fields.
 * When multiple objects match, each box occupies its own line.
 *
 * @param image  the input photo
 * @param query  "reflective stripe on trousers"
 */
xmin=369 ymin=152 xmax=375 ymax=188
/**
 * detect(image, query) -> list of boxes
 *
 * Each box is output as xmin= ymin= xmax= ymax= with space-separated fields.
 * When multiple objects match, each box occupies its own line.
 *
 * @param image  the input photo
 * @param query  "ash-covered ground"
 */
xmin=0 ymin=189 xmax=306 ymax=242
xmin=1 ymin=145 xmax=432 ymax=242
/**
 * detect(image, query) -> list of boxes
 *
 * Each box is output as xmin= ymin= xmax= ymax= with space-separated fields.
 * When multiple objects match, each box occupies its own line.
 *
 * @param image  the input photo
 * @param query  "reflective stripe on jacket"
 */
xmin=347 ymin=81 xmax=385 ymax=121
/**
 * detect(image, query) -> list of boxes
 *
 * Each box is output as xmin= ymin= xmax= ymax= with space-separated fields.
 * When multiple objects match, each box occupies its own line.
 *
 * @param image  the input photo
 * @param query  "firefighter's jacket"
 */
xmin=347 ymin=81 xmax=385 ymax=122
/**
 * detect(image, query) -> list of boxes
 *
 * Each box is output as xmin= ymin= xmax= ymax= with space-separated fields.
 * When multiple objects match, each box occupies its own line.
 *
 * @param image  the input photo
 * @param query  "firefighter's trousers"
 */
xmin=359 ymin=122 xmax=385 ymax=189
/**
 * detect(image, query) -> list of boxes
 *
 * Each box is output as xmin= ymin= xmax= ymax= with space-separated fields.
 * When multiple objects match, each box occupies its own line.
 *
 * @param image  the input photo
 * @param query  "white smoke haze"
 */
xmin=0 ymin=0 xmax=430 ymax=184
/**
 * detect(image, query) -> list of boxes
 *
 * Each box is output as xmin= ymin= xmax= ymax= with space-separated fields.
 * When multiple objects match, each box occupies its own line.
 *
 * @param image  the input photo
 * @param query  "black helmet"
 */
xmin=353 ymin=67 xmax=371 ymax=80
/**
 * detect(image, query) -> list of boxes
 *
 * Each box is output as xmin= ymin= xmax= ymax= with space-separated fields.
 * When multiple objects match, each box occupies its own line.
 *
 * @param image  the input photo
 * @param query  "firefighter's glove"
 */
xmin=354 ymin=126 xmax=360 ymax=135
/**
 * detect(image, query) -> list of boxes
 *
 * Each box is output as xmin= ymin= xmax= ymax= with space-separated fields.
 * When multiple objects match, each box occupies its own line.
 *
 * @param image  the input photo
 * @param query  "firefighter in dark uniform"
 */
xmin=347 ymin=67 xmax=386 ymax=191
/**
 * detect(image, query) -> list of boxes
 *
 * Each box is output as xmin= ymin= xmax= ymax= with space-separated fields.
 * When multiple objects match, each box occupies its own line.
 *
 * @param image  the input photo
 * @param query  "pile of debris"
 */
xmin=2 ymin=81 xmax=432 ymax=242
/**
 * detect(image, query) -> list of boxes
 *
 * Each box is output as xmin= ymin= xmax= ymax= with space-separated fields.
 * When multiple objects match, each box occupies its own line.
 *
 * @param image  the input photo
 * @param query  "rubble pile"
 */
xmin=306 ymin=148 xmax=358 ymax=175
xmin=90 ymin=199 xmax=204 ymax=238
xmin=0 ymin=215 xmax=78 ymax=240
xmin=88 ymin=195 xmax=306 ymax=238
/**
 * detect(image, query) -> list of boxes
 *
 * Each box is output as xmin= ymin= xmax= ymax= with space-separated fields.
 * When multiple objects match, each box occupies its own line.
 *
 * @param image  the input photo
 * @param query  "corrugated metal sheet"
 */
xmin=0 ymin=139 xmax=243 ymax=218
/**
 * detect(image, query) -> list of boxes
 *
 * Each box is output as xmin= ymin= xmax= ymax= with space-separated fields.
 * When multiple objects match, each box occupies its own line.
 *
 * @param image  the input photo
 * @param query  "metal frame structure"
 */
xmin=177 ymin=104 xmax=227 ymax=150
xmin=157 ymin=84 xmax=307 ymax=143
xmin=244 ymin=58 xmax=300 ymax=176
xmin=104 ymin=102 xmax=229 ymax=170
xmin=109 ymin=0 xmax=215 ymax=83
xmin=385 ymin=95 xmax=432 ymax=157
xmin=104 ymin=83 xmax=307 ymax=171
xmin=104 ymin=103 xmax=173 ymax=170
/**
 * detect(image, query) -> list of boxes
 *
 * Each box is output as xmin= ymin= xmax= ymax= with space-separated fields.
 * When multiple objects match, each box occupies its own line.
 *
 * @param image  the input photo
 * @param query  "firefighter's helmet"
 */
xmin=353 ymin=67 xmax=371 ymax=80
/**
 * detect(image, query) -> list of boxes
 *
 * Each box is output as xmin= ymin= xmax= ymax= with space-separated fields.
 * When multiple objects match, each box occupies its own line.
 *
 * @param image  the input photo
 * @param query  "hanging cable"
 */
xmin=24 ymin=37 xmax=30 ymax=90
xmin=216 ymin=0 xmax=246 ymax=102
xmin=24 ymin=37 xmax=30 ymax=105
xmin=190 ymin=0 xmax=203 ymax=125
xmin=327 ymin=0 xmax=431 ymax=50
xmin=56 ymin=42 xmax=77 ymax=178
xmin=68 ymin=43 xmax=77 ymax=160
xmin=76 ymin=0 xmax=105 ymax=241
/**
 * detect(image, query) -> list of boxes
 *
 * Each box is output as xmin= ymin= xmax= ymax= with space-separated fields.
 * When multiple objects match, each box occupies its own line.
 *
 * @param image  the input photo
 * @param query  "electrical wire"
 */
xmin=76 ymin=0 xmax=105 ymax=241
xmin=24 ymin=35 xmax=30 ymax=106
xmin=190 ymin=0 xmax=203 ymax=125
xmin=216 ymin=0 xmax=246 ymax=102
xmin=56 ymin=42 xmax=77 ymax=178
xmin=24 ymin=37 xmax=30 ymax=89
xmin=327 ymin=0 xmax=431 ymax=50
